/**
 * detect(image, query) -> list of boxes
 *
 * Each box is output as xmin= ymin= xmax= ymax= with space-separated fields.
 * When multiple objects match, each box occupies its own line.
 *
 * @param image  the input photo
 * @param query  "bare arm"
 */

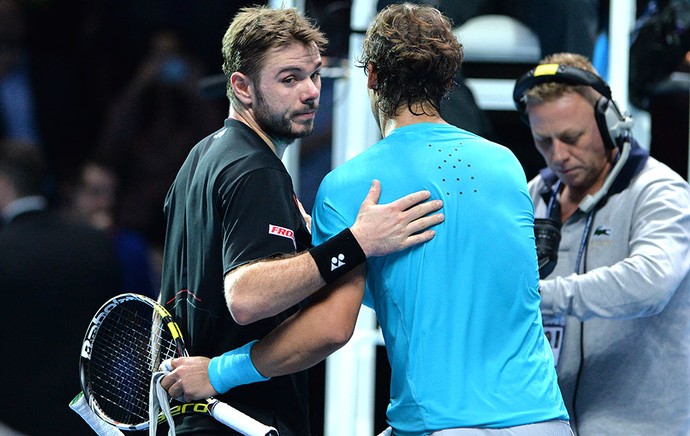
xmin=250 ymin=265 xmax=365 ymax=376
xmin=161 ymin=266 xmax=365 ymax=402
xmin=227 ymin=179 xmax=443 ymax=324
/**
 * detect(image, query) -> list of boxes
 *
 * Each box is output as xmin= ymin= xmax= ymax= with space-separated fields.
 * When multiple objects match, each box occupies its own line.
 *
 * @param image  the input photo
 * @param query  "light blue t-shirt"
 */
xmin=312 ymin=123 xmax=568 ymax=435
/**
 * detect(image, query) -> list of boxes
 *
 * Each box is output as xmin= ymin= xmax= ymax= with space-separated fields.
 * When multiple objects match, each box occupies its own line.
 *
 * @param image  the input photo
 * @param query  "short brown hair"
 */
xmin=359 ymin=3 xmax=463 ymax=118
xmin=524 ymin=52 xmax=601 ymax=107
xmin=221 ymin=6 xmax=328 ymax=107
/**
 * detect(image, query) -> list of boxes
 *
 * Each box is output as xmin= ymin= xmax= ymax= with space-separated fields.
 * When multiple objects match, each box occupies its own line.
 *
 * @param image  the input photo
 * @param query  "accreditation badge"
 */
xmin=542 ymin=314 xmax=566 ymax=366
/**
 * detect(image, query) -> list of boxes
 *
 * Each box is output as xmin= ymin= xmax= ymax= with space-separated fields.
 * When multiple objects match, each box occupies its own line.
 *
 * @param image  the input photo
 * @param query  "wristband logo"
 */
xmin=331 ymin=253 xmax=346 ymax=271
xmin=269 ymin=224 xmax=296 ymax=249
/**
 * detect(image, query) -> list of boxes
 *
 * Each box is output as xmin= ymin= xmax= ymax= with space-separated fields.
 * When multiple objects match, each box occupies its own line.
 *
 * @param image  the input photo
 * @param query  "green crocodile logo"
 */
xmin=593 ymin=226 xmax=611 ymax=237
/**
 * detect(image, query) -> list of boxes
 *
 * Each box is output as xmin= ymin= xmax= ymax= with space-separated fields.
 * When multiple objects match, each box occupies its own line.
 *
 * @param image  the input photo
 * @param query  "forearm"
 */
xmin=227 ymin=227 xmax=367 ymax=324
xmin=541 ymin=251 xmax=690 ymax=320
xmin=251 ymin=267 xmax=365 ymax=377
xmin=225 ymin=251 xmax=325 ymax=325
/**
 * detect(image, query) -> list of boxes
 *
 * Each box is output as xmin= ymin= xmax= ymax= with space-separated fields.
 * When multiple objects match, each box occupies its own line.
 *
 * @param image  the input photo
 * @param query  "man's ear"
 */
xmin=366 ymin=63 xmax=378 ymax=91
xmin=231 ymin=72 xmax=253 ymax=106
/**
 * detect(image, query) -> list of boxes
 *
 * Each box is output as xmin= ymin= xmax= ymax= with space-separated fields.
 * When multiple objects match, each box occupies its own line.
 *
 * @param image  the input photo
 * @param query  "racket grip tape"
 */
xmin=69 ymin=392 xmax=124 ymax=436
xmin=210 ymin=400 xmax=279 ymax=436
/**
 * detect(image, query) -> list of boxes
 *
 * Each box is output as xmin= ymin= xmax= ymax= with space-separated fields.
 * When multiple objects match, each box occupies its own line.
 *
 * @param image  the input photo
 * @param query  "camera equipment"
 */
xmin=534 ymin=217 xmax=561 ymax=278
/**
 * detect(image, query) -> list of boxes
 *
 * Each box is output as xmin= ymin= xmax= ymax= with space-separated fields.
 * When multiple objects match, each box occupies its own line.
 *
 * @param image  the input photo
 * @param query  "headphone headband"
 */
xmin=512 ymin=63 xmax=612 ymax=112
xmin=512 ymin=63 xmax=633 ymax=150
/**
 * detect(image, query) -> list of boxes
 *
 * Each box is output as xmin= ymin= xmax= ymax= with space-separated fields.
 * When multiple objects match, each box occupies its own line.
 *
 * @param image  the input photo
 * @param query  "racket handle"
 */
xmin=209 ymin=400 xmax=279 ymax=436
xmin=69 ymin=392 xmax=124 ymax=436
xmin=161 ymin=358 xmax=278 ymax=435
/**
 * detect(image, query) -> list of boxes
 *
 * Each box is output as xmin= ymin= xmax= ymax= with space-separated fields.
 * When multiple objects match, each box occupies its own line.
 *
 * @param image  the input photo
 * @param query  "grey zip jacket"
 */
xmin=529 ymin=141 xmax=690 ymax=435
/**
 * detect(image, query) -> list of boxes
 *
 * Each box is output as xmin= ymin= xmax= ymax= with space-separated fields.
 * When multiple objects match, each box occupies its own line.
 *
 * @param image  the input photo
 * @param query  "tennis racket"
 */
xmin=70 ymin=391 xmax=124 ymax=436
xmin=76 ymin=292 xmax=278 ymax=435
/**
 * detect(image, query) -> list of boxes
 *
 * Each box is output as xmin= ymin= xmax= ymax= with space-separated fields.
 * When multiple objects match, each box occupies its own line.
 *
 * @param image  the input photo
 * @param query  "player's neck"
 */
xmin=228 ymin=108 xmax=287 ymax=158
xmin=380 ymin=105 xmax=447 ymax=138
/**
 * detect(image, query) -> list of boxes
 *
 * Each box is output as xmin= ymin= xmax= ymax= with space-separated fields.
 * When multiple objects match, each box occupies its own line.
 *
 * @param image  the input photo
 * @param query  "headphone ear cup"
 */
xmin=595 ymin=98 xmax=621 ymax=149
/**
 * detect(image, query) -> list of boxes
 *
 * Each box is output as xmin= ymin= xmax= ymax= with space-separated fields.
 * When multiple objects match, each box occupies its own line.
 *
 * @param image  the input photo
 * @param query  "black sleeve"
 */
xmin=218 ymin=166 xmax=306 ymax=274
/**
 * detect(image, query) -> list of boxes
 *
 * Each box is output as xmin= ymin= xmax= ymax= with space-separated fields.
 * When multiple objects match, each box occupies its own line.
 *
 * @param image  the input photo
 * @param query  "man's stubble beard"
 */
xmin=254 ymin=88 xmax=316 ymax=145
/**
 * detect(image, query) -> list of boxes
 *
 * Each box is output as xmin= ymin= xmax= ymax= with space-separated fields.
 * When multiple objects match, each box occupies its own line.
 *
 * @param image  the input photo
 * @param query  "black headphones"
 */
xmin=512 ymin=64 xmax=633 ymax=150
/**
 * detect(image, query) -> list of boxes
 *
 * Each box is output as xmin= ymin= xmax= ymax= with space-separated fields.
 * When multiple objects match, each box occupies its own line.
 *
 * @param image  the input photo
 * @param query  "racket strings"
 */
xmin=87 ymin=301 xmax=179 ymax=425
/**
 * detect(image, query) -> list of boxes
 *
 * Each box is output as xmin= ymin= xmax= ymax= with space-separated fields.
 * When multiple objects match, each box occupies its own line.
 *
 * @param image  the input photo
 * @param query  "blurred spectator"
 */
xmin=62 ymin=159 xmax=158 ymax=297
xmin=0 ymin=140 xmax=122 ymax=435
xmin=0 ymin=0 xmax=40 ymax=146
xmin=95 ymin=30 xmax=224 ymax=250
xmin=81 ymin=0 xmax=251 ymax=91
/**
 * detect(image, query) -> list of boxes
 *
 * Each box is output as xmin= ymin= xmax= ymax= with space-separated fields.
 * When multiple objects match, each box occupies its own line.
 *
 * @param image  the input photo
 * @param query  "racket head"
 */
xmin=79 ymin=293 xmax=187 ymax=430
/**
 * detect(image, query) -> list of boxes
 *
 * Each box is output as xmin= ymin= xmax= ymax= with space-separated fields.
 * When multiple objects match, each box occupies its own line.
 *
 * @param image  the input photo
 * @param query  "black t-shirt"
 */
xmin=160 ymin=119 xmax=312 ymax=435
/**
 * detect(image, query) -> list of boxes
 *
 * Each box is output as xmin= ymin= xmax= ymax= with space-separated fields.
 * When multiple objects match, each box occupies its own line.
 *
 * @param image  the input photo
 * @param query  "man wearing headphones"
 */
xmin=513 ymin=52 xmax=690 ymax=435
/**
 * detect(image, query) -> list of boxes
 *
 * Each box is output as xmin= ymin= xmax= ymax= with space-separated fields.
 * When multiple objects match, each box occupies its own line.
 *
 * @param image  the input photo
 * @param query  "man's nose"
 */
xmin=302 ymin=77 xmax=320 ymax=102
xmin=551 ymin=140 xmax=569 ymax=163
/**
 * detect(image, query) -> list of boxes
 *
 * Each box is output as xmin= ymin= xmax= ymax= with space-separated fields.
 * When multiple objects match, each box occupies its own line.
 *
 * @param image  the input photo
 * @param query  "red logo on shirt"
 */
xmin=269 ymin=224 xmax=296 ymax=249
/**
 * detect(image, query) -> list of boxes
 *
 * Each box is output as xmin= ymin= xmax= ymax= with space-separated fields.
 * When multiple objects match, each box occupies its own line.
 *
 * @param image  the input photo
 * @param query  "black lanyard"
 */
xmin=546 ymin=181 xmax=595 ymax=274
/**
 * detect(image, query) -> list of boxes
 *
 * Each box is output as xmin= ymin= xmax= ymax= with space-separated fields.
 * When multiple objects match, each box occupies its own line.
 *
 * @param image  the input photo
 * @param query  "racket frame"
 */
xmin=79 ymin=293 xmax=187 ymax=431
xmin=77 ymin=293 xmax=279 ymax=435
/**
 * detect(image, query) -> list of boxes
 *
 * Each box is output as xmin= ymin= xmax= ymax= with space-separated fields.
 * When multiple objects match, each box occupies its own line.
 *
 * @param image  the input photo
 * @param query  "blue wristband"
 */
xmin=207 ymin=340 xmax=270 ymax=394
